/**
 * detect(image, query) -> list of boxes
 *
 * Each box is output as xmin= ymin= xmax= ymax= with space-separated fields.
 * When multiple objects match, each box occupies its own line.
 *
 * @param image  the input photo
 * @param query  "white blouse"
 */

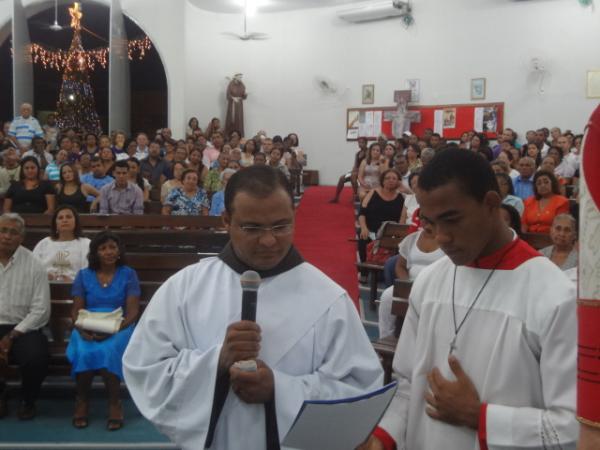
xmin=33 ymin=237 xmax=91 ymax=280
xmin=398 ymin=230 xmax=445 ymax=280
xmin=403 ymin=194 xmax=419 ymax=225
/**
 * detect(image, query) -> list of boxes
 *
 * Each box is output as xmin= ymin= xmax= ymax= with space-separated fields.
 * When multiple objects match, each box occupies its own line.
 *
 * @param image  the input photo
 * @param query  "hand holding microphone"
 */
xmin=217 ymin=271 xmax=262 ymax=375
xmin=217 ymin=271 xmax=275 ymax=403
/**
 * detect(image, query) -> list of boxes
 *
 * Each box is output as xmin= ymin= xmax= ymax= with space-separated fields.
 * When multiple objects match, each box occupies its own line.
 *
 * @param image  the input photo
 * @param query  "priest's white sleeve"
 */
xmin=375 ymin=299 xmax=417 ymax=449
xmin=122 ymin=280 xmax=220 ymax=446
xmin=271 ymin=293 xmax=384 ymax=441
xmin=483 ymin=300 xmax=578 ymax=450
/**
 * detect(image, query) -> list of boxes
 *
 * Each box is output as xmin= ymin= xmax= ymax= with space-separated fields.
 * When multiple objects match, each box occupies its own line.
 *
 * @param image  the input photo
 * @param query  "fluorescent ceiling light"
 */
xmin=234 ymin=0 xmax=269 ymax=17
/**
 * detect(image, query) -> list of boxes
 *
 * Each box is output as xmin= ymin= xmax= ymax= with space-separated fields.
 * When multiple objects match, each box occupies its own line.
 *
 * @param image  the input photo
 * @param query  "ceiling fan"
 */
xmin=221 ymin=0 xmax=269 ymax=41
xmin=31 ymin=0 xmax=65 ymax=31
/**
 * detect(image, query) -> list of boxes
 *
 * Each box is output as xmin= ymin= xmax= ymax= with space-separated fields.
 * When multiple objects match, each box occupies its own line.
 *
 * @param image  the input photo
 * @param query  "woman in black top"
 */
xmin=56 ymin=163 xmax=99 ymax=213
xmin=357 ymin=169 xmax=405 ymax=262
xmin=4 ymin=156 xmax=56 ymax=214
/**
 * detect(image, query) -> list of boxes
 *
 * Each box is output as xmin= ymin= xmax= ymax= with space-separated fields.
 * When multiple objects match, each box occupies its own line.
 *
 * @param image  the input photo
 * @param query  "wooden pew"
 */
xmin=372 ymin=279 xmax=412 ymax=384
xmin=21 ymin=214 xmax=229 ymax=254
xmin=126 ymin=252 xmax=209 ymax=281
xmin=22 ymin=229 xmax=229 ymax=254
xmin=21 ymin=213 xmax=225 ymax=230
xmin=357 ymin=223 xmax=411 ymax=309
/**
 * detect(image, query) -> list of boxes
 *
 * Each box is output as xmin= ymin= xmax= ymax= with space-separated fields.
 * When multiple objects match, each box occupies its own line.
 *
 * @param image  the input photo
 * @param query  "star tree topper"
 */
xmin=69 ymin=2 xmax=82 ymax=30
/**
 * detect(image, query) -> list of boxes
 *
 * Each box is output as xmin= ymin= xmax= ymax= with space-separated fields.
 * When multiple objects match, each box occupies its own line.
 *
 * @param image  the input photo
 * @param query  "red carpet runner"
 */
xmin=293 ymin=186 xmax=359 ymax=309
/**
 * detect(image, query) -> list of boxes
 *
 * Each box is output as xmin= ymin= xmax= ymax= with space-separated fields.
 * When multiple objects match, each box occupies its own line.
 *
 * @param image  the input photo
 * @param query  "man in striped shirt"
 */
xmin=0 ymin=213 xmax=50 ymax=420
xmin=8 ymin=104 xmax=43 ymax=152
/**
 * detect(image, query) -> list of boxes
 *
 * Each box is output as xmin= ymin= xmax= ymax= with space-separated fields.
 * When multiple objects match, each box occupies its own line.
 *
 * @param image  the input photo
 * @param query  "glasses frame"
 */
xmin=237 ymin=223 xmax=294 ymax=237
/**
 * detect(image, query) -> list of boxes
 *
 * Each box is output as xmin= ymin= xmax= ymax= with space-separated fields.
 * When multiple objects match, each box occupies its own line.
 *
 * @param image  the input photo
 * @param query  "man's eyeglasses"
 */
xmin=238 ymin=223 xmax=293 ymax=237
xmin=0 ymin=227 xmax=21 ymax=237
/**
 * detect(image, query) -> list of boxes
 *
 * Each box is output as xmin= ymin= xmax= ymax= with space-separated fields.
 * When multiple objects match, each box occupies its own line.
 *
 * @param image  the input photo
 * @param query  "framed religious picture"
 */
xmin=587 ymin=70 xmax=600 ymax=98
xmin=471 ymin=78 xmax=486 ymax=100
xmin=362 ymin=84 xmax=375 ymax=104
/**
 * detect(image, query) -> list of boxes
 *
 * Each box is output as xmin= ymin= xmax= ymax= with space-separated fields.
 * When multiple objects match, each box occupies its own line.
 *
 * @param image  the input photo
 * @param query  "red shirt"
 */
xmin=521 ymin=194 xmax=569 ymax=234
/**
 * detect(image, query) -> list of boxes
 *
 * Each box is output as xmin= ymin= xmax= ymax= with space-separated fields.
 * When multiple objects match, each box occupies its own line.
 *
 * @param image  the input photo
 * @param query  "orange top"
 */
xmin=522 ymin=194 xmax=570 ymax=233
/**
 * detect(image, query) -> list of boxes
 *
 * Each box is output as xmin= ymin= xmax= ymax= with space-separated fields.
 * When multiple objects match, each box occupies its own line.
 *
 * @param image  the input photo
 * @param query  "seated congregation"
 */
xmin=1 ymin=106 xmax=307 ymax=218
xmin=0 ymin=108 xmax=583 ymax=450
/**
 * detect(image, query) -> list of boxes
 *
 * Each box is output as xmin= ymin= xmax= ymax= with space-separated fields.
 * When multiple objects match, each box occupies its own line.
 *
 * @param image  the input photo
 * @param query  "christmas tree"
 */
xmin=56 ymin=3 xmax=102 ymax=134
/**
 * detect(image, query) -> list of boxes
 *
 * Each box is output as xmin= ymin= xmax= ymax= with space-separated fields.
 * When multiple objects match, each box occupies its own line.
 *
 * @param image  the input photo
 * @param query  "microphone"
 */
xmin=240 ymin=270 xmax=261 ymax=322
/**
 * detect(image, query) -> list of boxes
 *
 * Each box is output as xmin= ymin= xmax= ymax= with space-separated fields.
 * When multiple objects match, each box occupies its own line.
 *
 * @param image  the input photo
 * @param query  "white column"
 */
xmin=108 ymin=0 xmax=131 ymax=135
xmin=11 ymin=0 xmax=33 ymax=116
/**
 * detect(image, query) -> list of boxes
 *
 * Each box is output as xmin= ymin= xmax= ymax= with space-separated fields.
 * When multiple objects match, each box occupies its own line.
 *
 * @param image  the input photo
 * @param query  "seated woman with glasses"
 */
xmin=162 ymin=169 xmax=209 ymax=216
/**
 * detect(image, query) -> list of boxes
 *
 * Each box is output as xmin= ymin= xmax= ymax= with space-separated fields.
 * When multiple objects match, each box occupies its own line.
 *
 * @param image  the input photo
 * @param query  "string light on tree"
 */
xmin=55 ymin=2 xmax=101 ymax=134
xmin=28 ymin=36 xmax=151 ymax=72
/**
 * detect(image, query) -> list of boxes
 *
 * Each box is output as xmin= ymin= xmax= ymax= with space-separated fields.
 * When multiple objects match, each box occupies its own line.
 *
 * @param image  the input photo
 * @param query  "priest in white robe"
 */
xmin=363 ymin=148 xmax=577 ymax=450
xmin=123 ymin=166 xmax=383 ymax=450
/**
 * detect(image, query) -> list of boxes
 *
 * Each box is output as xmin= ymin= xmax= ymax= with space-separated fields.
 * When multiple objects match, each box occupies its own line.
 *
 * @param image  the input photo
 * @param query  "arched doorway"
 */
xmin=0 ymin=1 xmax=167 ymax=136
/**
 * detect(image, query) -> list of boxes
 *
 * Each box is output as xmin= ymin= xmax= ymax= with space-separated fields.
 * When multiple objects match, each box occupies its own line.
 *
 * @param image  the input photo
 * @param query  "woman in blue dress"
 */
xmin=67 ymin=231 xmax=140 ymax=430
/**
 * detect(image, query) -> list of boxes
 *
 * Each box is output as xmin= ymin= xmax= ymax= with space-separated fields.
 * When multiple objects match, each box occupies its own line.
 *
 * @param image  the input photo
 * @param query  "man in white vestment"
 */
xmin=362 ymin=148 xmax=577 ymax=450
xmin=123 ymin=165 xmax=383 ymax=450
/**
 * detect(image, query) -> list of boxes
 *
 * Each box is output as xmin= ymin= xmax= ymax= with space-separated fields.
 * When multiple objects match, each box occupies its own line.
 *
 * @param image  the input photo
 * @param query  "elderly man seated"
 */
xmin=7 ymin=103 xmax=44 ymax=153
xmin=0 ymin=213 xmax=50 ymax=420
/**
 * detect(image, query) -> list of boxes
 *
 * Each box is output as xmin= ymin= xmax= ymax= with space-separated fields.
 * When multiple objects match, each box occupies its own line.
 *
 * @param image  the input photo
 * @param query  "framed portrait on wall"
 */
xmin=471 ymin=78 xmax=486 ymax=100
xmin=587 ymin=70 xmax=600 ymax=98
xmin=362 ymin=84 xmax=375 ymax=104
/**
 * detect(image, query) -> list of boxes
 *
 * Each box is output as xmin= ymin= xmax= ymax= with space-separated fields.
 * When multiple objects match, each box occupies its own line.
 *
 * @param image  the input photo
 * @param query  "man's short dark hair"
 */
xmin=224 ymin=165 xmax=293 ymax=214
xmin=113 ymin=160 xmax=129 ymax=170
xmin=418 ymin=147 xmax=499 ymax=202
xmin=90 ymin=156 xmax=102 ymax=164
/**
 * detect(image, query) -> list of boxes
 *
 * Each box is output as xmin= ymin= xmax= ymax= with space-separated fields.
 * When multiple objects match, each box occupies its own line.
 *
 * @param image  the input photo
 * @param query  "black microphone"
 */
xmin=241 ymin=270 xmax=261 ymax=321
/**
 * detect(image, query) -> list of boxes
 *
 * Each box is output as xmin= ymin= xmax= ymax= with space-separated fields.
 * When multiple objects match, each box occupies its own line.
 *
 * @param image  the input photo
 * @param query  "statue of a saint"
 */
xmin=225 ymin=73 xmax=247 ymax=137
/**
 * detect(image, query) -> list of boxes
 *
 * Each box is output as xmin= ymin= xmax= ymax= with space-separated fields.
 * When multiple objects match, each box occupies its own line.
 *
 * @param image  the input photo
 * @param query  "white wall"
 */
xmin=0 ymin=0 xmax=185 ymax=135
xmin=2 ymin=0 xmax=599 ymax=185
xmin=182 ymin=0 xmax=600 ymax=185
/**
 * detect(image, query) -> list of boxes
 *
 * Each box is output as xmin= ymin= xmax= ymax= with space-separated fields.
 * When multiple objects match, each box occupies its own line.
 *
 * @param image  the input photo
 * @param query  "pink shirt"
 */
xmin=202 ymin=147 xmax=221 ymax=167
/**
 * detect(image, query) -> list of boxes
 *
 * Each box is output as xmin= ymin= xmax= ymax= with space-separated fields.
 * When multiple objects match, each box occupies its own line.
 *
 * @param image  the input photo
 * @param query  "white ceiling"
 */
xmin=188 ymin=0 xmax=369 ymax=14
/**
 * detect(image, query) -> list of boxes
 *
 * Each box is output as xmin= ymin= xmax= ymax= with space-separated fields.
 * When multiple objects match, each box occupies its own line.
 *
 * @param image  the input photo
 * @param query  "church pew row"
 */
xmin=21 ymin=213 xmax=225 ymax=230
xmin=23 ymin=228 xmax=229 ymax=254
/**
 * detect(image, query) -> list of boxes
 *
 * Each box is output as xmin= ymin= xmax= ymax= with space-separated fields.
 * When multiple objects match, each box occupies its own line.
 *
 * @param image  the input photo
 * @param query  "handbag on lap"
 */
xmin=75 ymin=307 xmax=123 ymax=335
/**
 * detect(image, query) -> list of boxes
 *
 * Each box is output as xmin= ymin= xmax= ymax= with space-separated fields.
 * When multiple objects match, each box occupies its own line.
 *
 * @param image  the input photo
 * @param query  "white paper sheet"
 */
xmin=474 ymin=107 xmax=484 ymax=132
xmin=365 ymin=111 xmax=374 ymax=137
xmin=282 ymin=382 xmax=397 ymax=450
xmin=347 ymin=129 xmax=359 ymax=140
xmin=373 ymin=111 xmax=383 ymax=137
xmin=433 ymin=109 xmax=444 ymax=136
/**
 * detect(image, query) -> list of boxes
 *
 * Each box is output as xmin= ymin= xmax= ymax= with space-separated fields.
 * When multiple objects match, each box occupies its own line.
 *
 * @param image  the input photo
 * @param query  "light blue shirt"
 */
xmin=8 ymin=116 xmax=43 ymax=148
xmin=81 ymin=173 xmax=114 ymax=202
xmin=512 ymin=175 xmax=534 ymax=200
xmin=209 ymin=190 xmax=225 ymax=216
xmin=45 ymin=162 xmax=60 ymax=181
